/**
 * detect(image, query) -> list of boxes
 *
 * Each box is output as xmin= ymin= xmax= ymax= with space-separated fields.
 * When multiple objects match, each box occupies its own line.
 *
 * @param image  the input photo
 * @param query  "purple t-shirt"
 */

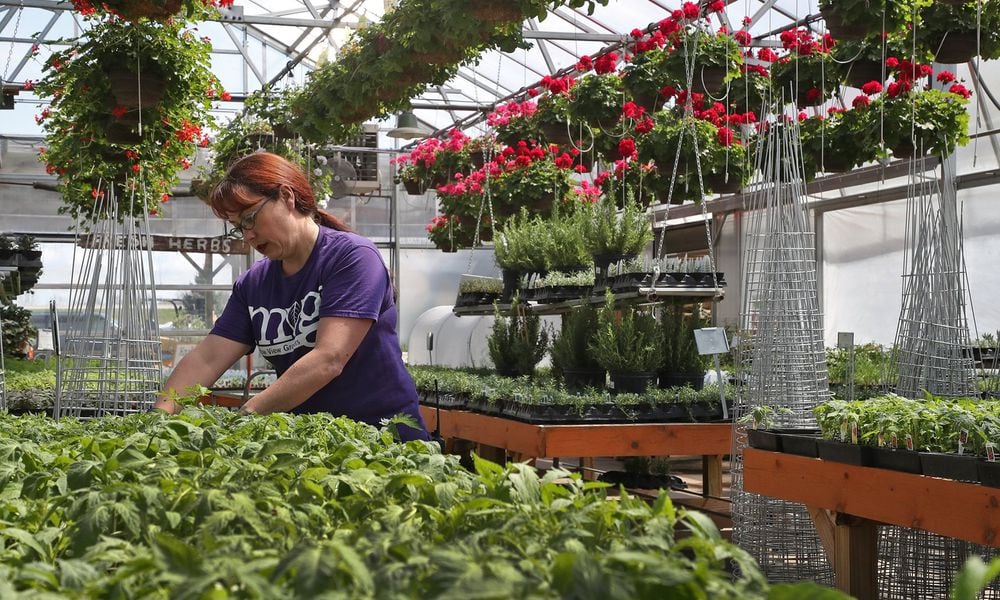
xmin=211 ymin=226 xmax=428 ymax=441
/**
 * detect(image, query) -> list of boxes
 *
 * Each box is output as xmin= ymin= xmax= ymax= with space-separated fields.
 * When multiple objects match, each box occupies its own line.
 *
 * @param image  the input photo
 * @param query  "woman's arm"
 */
xmin=240 ymin=316 xmax=372 ymax=414
xmin=156 ymin=334 xmax=252 ymax=413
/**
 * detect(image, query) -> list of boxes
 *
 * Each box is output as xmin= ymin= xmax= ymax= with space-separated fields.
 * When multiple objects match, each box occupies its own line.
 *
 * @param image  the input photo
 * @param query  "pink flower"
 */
xmin=949 ymin=83 xmax=972 ymax=99
xmin=708 ymin=0 xmax=725 ymax=12
xmin=861 ymin=81 xmax=883 ymax=95
xmin=885 ymin=57 xmax=899 ymax=69
xmin=22 ymin=80 xmax=34 ymax=91
xmin=717 ymin=126 xmax=735 ymax=146
xmin=852 ymin=95 xmax=870 ymax=109
xmin=594 ymin=52 xmax=618 ymax=74
xmin=618 ymin=138 xmax=637 ymax=158
xmin=734 ymin=30 xmax=751 ymax=46
xmin=576 ymin=55 xmax=593 ymax=71
xmin=682 ymin=2 xmax=700 ymax=19
xmin=936 ymin=71 xmax=956 ymax=84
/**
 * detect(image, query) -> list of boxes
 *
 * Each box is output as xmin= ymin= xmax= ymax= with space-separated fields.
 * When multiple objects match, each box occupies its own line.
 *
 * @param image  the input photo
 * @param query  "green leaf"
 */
xmin=769 ymin=582 xmax=851 ymax=599
xmin=1 ymin=527 xmax=49 ymax=560
xmin=257 ymin=438 xmax=306 ymax=458
xmin=951 ymin=557 xmax=1000 ymax=600
xmin=152 ymin=532 xmax=202 ymax=576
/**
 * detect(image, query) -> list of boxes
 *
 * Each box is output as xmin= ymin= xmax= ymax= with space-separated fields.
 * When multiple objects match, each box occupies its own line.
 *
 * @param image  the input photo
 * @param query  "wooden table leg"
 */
xmin=476 ymin=443 xmax=508 ymax=465
xmin=809 ymin=508 xmax=878 ymax=600
xmin=579 ymin=457 xmax=595 ymax=481
xmin=702 ymin=454 xmax=723 ymax=497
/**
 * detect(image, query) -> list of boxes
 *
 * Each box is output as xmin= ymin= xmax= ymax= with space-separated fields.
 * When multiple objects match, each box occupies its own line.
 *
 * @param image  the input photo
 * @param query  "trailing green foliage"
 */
xmin=0 ymin=405 xmax=803 ymax=598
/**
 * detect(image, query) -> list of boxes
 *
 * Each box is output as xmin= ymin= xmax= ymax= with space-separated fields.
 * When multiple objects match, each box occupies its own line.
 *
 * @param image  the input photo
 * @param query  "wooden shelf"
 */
xmin=452 ymin=287 xmax=724 ymax=317
xmin=422 ymin=406 xmax=731 ymax=495
xmin=742 ymin=448 xmax=1000 ymax=600
xmin=743 ymin=448 xmax=1000 ymax=547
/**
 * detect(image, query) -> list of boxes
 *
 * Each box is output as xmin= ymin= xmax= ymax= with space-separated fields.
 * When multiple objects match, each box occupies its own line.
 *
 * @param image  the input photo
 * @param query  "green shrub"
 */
xmin=660 ymin=300 xmax=704 ymax=375
xmin=1 ymin=304 xmax=36 ymax=359
xmin=550 ymin=304 xmax=602 ymax=375
xmin=487 ymin=298 xmax=549 ymax=377
xmin=590 ymin=290 xmax=662 ymax=374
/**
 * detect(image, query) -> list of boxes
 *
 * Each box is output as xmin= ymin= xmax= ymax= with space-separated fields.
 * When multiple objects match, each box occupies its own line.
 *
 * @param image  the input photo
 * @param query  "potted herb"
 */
xmin=581 ymin=195 xmax=652 ymax=284
xmin=14 ymin=235 xmax=42 ymax=276
xmin=550 ymin=304 xmax=605 ymax=391
xmin=487 ymin=297 xmax=549 ymax=378
xmin=872 ymin=88 xmax=970 ymax=159
xmin=494 ymin=209 xmax=552 ymax=299
xmin=658 ymin=300 xmax=705 ymax=390
xmin=544 ymin=202 xmax=592 ymax=273
xmin=455 ymin=275 xmax=503 ymax=308
xmin=0 ymin=235 xmax=16 ymax=268
xmin=590 ymin=290 xmax=663 ymax=394
xmin=531 ymin=269 xmax=595 ymax=304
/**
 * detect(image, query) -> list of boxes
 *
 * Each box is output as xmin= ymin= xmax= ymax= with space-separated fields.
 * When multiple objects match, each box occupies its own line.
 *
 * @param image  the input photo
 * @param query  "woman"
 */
xmin=156 ymin=152 xmax=428 ymax=441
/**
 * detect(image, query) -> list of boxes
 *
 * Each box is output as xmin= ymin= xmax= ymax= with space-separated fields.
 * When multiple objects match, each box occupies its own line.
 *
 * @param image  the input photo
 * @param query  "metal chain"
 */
xmin=2 ymin=3 xmax=24 ymax=85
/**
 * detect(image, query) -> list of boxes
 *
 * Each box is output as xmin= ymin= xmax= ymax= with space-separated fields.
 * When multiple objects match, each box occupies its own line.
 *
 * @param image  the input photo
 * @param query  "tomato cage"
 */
xmin=729 ymin=119 xmax=835 ymax=586
xmin=53 ymin=181 xmax=162 ymax=419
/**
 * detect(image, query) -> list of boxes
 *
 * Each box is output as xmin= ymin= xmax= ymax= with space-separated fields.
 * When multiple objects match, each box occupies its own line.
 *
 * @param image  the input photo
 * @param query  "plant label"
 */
xmin=959 ymin=429 xmax=968 ymax=455
xmin=839 ymin=422 xmax=848 ymax=442
xmin=988 ymin=443 xmax=996 ymax=463
xmin=850 ymin=421 xmax=858 ymax=445
xmin=905 ymin=435 xmax=913 ymax=452
xmin=878 ymin=433 xmax=885 ymax=448
xmin=891 ymin=433 xmax=898 ymax=449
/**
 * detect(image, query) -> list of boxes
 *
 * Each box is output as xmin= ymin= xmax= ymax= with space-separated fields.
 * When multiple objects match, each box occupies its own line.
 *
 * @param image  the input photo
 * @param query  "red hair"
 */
xmin=209 ymin=151 xmax=350 ymax=232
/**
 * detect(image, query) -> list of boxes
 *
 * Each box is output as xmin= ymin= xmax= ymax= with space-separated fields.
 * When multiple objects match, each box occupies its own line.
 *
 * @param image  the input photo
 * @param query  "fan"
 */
xmin=326 ymin=154 xmax=359 ymax=199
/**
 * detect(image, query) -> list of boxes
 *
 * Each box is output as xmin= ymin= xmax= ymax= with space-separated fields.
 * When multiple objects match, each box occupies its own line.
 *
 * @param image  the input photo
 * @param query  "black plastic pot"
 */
xmin=978 ymin=461 xmax=1000 ymax=488
xmin=816 ymin=439 xmax=873 ymax=467
xmin=920 ymin=452 xmax=979 ymax=483
xmin=747 ymin=429 xmax=782 ymax=452
xmin=562 ymin=368 xmax=606 ymax=393
xmin=609 ymin=371 xmax=657 ymax=394
xmin=778 ymin=431 xmax=821 ymax=458
xmin=658 ymin=373 xmax=704 ymax=391
xmin=500 ymin=269 xmax=521 ymax=303
xmin=869 ymin=447 xmax=922 ymax=475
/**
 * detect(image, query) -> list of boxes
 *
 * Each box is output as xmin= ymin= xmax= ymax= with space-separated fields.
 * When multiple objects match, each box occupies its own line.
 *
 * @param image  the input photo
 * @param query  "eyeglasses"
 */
xmin=225 ymin=195 xmax=276 ymax=240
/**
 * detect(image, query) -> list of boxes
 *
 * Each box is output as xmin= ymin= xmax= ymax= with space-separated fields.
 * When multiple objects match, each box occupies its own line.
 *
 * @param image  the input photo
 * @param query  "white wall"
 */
xmin=822 ymin=182 xmax=1000 ymax=346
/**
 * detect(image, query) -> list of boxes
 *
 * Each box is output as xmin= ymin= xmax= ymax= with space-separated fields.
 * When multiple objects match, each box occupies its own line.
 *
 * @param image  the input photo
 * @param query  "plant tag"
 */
xmin=988 ymin=443 xmax=997 ymax=463
xmin=513 ymin=392 xmax=523 ymax=403
xmin=751 ymin=418 xmax=758 ymax=430
xmin=839 ymin=422 xmax=848 ymax=442
xmin=905 ymin=435 xmax=913 ymax=452
xmin=541 ymin=394 xmax=552 ymax=404
xmin=850 ymin=421 xmax=858 ymax=445
xmin=482 ymin=387 xmax=492 ymax=396
xmin=959 ymin=429 xmax=968 ymax=455
xmin=878 ymin=433 xmax=885 ymax=448
xmin=891 ymin=433 xmax=898 ymax=449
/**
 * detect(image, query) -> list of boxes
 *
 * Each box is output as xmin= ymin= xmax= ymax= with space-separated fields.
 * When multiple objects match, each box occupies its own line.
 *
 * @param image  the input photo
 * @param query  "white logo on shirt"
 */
xmin=250 ymin=287 xmax=322 ymax=357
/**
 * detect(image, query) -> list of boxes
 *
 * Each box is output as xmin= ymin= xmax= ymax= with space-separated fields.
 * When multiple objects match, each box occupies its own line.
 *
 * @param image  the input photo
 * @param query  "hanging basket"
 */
xmin=103 ymin=0 xmax=183 ymax=20
xmin=845 ymin=59 xmax=884 ymax=88
xmin=932 ymin=32 xmax=978 ymax=64
xmin=689 ymin=66 xmax=729 ymax=95
xmin=402 ymin=178 xmax=429 ymax=195
xmin=703 ymin=172 xmax=742 ymax=195
xmin=469 ymin=2 xmax=524 ymax=24
xmin=105 ymin=66 xmax=166 ymax=109
xmin=540 ymin=121 xmax=573 ymax=146
xmin=819 ymin=6 xmax=874 ymax=40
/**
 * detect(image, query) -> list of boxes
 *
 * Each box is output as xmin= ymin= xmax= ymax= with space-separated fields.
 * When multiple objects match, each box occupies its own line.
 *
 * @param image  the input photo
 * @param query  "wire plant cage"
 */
xmin=0 ymin=317 xmax=5 ymax=411
xmin=54 ymin=182 xmax=162 ymax=419
xmin=878 ymin=156 xmax=996 ymax=599
xmin=729 ymin=118 xmax=833 ymax=585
